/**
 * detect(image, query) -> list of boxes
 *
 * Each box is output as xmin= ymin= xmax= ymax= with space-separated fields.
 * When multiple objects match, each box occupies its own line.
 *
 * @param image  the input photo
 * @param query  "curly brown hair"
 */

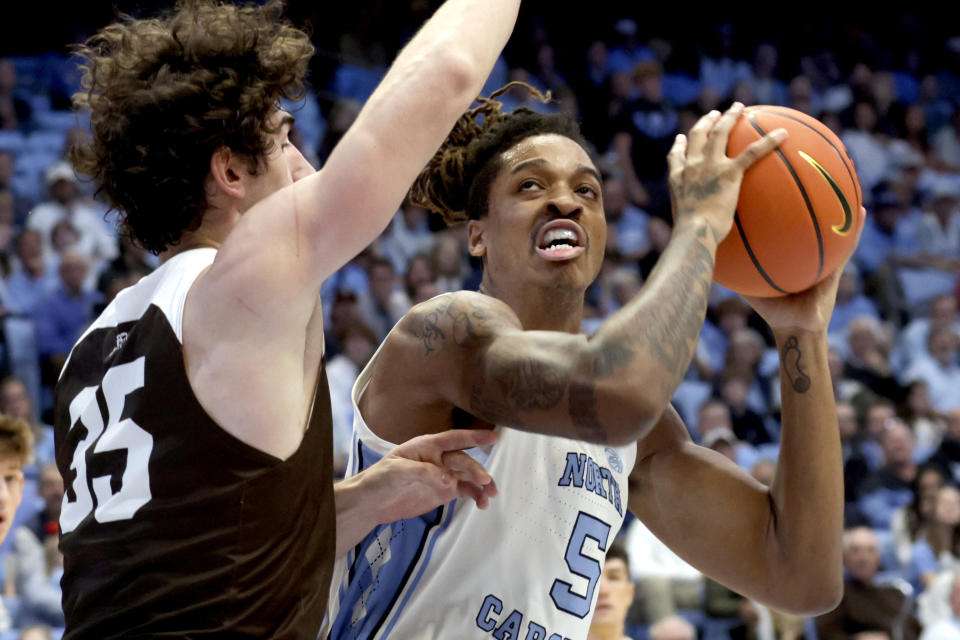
xmin=70 ymin=0 xmax=314 ymax=254
xmin=0 ymin=415 xmax=33 ymax=468
xmin=410 ymin=82 xmax=590 ymax=226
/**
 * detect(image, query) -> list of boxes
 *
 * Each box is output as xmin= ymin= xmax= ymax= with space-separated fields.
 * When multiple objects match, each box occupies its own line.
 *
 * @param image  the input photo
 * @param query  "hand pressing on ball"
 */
xmin=667 ymin=102 xmax=787 ymax=242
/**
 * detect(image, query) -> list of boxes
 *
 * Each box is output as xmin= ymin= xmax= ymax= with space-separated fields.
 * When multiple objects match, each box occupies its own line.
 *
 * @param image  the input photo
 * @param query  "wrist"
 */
xmin=335 ymin=468 xmax=387 ymax=527
xmin=771 ymin=327 xmax=828 ymax=345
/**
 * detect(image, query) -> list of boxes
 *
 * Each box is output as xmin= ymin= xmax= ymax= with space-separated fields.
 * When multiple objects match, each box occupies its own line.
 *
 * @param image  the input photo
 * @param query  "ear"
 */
xmin=467 ymin=219 xmax=487 ymax=258
xmin=209 ymin=146 xmax=249 ymax=201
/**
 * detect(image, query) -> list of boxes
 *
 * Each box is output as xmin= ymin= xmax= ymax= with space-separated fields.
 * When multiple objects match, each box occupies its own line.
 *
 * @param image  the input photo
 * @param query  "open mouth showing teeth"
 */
xmin=539 ymin=228 xmax=581 ymax=251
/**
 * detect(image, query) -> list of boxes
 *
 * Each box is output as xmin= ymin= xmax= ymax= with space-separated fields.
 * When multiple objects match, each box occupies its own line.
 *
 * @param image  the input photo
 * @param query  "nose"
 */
xmin=545 ymin=191 xmax=582 ymax=218
xmin=290 ymin=148 xmax=315 ymax=183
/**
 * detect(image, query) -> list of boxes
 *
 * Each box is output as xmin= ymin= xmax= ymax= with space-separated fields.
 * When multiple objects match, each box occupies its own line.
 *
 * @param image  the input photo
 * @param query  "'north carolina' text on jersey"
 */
xmin=326 ymin=340 xmax=636 ymax=640
xmin=54 ymin=248 xmax=335 ymax=639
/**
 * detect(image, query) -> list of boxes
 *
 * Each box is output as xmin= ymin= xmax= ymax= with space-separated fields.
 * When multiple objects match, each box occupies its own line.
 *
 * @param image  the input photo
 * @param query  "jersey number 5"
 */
xmin=60 ymin=358 xmax=154 ymax=533
xmin=549 ymin=511 xmax=611 ymax=618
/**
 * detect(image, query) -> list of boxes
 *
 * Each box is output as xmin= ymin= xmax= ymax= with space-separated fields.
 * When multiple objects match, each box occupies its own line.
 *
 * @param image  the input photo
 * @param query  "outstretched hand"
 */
xmin=369 ymin=429 xmax=499 ymax=524
xmin=741 ymin=206 xmax=867 ymax=335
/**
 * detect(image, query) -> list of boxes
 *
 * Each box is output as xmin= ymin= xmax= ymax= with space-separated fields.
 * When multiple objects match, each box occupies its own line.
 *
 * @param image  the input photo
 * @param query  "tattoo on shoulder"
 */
xmin=409 ymin=298 xmax=452 ymax=355
xmin=781 ymin=336 xmax=811 ymax=393
xmin=449 ymin=297 xmax=512 ymax=348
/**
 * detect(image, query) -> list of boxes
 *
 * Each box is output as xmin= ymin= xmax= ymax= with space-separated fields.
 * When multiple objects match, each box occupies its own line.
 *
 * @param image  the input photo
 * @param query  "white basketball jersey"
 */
xmin=327 ymin=343 xmax=637 ymax=640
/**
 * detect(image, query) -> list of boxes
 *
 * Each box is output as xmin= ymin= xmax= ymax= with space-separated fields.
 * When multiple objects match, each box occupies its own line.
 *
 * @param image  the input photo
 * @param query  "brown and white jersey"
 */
xmin=55 ymin=248 xmax=335 ymax=639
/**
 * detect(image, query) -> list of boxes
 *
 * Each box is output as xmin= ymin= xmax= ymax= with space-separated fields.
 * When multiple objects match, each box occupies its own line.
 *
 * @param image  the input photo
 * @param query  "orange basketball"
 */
xmin=716 ymin=105 xmax=864 ymax=297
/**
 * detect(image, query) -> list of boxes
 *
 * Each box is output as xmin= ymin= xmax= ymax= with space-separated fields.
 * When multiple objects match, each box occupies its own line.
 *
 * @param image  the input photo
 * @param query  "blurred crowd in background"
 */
xmin=0 ymin=3 xmax=958 ymax=640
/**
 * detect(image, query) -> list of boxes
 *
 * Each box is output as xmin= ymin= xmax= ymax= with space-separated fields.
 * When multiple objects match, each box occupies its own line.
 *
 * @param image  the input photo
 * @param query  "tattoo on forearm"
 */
xmin=499 ymin=359 xmax=567 ymax=411
xmin=632 ymin=232 xmax=714 ymax=380
xmin=592 ymin=342 xmax=635 ymax=377
xmin=568 ymin=381 xmax=607 ymax=443
xmin=781 ymin=336 xmax=811 ymax=393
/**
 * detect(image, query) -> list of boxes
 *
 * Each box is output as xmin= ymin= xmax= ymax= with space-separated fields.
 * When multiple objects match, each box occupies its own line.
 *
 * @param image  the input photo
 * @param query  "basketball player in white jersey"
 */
xmin=56 ymin=1 xmax=521 ymax=637
xmin=327 ymin=89 xmax=859 ymax=639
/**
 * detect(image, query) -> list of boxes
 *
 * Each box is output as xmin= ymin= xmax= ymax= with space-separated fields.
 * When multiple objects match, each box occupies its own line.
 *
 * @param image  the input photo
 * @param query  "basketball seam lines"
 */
xmin=752 ymin=107 xmax=862 ymax=210
xmin=733 ymin=212 xmax=788 ymax=294
xmin=747 ymin=114 xmax=825 ymax=283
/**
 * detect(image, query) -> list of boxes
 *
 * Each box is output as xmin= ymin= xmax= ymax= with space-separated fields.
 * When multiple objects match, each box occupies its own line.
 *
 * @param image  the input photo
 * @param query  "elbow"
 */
xmin=430 ymin=48 xmax=481 ymax=102
xmin=771 ymin=568 xmax=843 ymax=617
xmin=601 ymin=390 xmax=661 ymax=446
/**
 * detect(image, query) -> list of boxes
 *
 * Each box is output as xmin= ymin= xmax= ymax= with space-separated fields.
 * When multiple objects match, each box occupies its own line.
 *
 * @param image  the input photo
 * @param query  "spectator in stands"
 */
xmin=928 ymin=409 xmax=960 ymax=486
xmin=647 ymin=616 xmax=696 ymax=640
xmin=901 ymin=178 xmax=960 ymax=304
xmin=0 ymin=152 xmax=32 ymax=224
xmin=909 ymin=484 xmax=960 ymax=590
xmin=901 ymin=380 xmax=947 ymax=457
xmin=716 ymin=372 xmax=773 ymax=446
xmin=356 ymin=256 xmax=409 ymax=341
xmin=843 ymin=315 xmax=902 ymax=402
xmin=901 ymin=325 xmax=960 ymax=413
xmin=379 ymin=201 xmax=435 ymax=276
xmin=842 ymin=101 xmax=893 ymax=194
xmin=587 ymin=541 xmax=637 ymax=640
xmin=401 ymin=252 xmax=437 ymax=302
xmin=316 ymin=98 xmax=361 ymax=166
xmin=716 ymin=327 xmax=776 ymax=416
xmin=32 ymin=251 xmax=102 ymax=384
xmin=840 ymin=400 xmax=877 ymax=520
xmin=0 ymin=414 xmax=32 ymax=632
xmin=25 ymin=161 xmax=117 ymax=265
xmin=932 ymin=108 xmax=960 ymax=171
xmin=698 ymin=297 xmax=753 ymax=378
xmin=893 ymin=294 xmax=960 ymax=373
xmin=602 ymin=177 xmax=650 ymax=264
xmin=817 ymin=526 xmax=920 ymax=640
xmin=747 ymin=43 xmax=788 ymax=106
xmin=327 ymin=322 xmax=378 ymax=478
xmin=0 ymin=376 xmax=53 ymax=475
xmin=0 ymin=59 xmax=31 ymax=132
xmin=612 ymin=60 xmax=678 ymax=216
xmin=829 ymin=263 xmax=881 ymax=340
xmin=5 ymin=230 xmax=58 ymax=316
xmin=622 ymin=516 xmax=702 ymax=626
xmin=891 ymin=464 xmax=948 ymax=572
xmin=430 ymin=231 xmax=470 ymax=294
xmin=919 ymin=570 xmax=960 ymax=640
xmin=637 ymin=216 xmax=672 ymax=281
xmin=857 ymin=418 xmax=919 ymax=529
xmin=17 ymin=626 xmax=54 ymax=640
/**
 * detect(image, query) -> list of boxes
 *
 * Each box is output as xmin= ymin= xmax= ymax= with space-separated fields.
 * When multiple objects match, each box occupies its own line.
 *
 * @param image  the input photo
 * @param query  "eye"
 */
xmin=576 ymin=184 xmax=599 ymax=198
xmin=519 ymin=179 xmax=541 ymax=192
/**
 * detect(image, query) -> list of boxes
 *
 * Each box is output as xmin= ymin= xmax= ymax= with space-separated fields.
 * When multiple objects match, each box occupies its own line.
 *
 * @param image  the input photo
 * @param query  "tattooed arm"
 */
xmin=361 ymin=103 xmax=787 ymax=446
xmin=626 ymin=210 xmax=866 ymax=615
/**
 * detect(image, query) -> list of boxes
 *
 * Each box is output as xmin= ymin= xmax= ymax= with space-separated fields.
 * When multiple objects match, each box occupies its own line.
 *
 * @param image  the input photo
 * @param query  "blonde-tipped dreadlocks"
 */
xmin=410 ymin=82 xmax=589 ymax=225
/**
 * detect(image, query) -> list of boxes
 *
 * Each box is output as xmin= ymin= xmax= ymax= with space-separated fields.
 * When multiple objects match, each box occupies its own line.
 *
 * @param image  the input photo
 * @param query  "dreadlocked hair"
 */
xmin=71 ymin=0 xmax=314 ymax=254
xmin=410 ymin=82 xmax=589 ymax=225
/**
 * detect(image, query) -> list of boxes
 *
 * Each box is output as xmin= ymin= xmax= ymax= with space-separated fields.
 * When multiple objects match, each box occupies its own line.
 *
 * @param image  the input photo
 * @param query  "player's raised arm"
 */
xmin=624 ymin=213 xmax=863 ymax=616
xmin=210 ymin=0 xmax=522 ymax=307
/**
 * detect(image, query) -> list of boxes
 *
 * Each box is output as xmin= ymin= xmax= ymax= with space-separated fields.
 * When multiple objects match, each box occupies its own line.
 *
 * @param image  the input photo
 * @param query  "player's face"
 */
xmin=240 ymin=109 xmax=315 ymax=211
xmin=591 ymin=557 xmax=634 ymax=626
xmin=0 ymin=456 xmax=24 ymax=543
xmin=470 ymin=134 xmax=606 ymax=293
